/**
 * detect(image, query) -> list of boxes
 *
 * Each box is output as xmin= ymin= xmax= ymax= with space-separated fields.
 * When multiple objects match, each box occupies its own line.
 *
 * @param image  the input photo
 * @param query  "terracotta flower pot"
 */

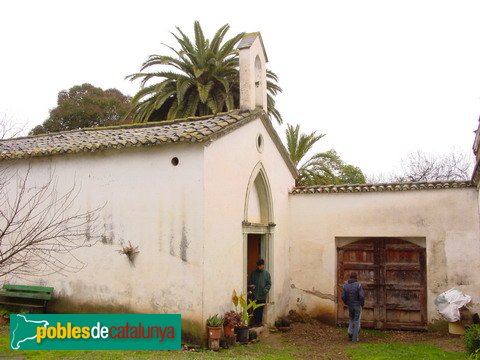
xmin=0 ymin=317 xmax=7 ymax=325
xmin=223 ymin=324 xmax=235 ymax=337
xmin=207 ymin=326 xmax=222 ymax=340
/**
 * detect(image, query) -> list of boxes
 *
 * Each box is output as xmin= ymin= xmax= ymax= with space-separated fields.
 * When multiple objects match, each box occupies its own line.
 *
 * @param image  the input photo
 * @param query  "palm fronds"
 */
xmin=286 ymin=124 xmax=366 ymax=186
xmin=126 ymin=21 xmax=282 ymax=123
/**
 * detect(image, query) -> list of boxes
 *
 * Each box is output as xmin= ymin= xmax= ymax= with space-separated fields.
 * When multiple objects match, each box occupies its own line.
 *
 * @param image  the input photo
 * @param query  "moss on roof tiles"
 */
xmin=291 ymin=181 xmax=473 ymax=194
xmin=0 ymin=110 xmax=261 ymax=161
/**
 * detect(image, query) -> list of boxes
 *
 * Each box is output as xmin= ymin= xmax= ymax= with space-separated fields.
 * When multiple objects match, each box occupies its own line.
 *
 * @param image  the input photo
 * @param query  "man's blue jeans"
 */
xmin=348 ymin=305 xmax=362 ymax=342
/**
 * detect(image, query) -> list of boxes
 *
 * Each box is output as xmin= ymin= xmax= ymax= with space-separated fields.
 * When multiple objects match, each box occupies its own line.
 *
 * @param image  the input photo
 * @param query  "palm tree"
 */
xmin=286 ymin=124 xmax=366 ymax=186
xmin=126 ymin=22 xmax=283 ymax=124
xmin=286 ymin=124 xmax=334 ymax=186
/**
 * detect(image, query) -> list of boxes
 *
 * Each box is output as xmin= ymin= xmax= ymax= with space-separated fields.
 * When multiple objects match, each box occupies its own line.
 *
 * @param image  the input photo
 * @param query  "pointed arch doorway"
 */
xmin=243 ymin=163 xmax=275 ymax=297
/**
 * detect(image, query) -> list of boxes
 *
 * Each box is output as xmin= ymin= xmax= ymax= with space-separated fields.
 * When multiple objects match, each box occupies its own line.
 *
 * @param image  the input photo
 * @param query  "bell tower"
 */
xmin=237 ymin=32 xmax=268 ymax=112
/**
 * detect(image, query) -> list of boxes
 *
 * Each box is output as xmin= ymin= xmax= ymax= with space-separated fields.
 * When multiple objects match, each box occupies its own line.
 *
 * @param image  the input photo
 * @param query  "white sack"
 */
xmin=435 ymin=288 xmax=471 ymax=322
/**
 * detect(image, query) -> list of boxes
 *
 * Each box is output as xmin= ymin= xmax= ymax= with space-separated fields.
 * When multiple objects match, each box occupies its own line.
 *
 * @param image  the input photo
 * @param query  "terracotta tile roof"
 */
xmin=237 ymin=32 xmax=268 ymax=61
xmin=0 ymin=110 xmax=260 ymax=161
xmin=291 ymin=181 xmax=473 ymax=194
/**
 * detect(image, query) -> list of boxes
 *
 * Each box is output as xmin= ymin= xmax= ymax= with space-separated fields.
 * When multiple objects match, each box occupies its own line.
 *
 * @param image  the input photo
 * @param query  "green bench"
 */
xmin=0 ymin=284 xmax=53 ymax=313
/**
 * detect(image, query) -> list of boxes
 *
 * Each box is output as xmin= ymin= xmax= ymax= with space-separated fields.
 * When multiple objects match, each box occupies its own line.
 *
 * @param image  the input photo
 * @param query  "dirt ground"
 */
xmin=261 ymin=320 xmax=465 ymax=359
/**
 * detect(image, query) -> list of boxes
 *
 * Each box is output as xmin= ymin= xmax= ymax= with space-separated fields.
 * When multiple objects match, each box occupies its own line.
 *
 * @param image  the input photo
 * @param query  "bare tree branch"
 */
xmin=367 ymin=150 xmax=473 ymax=183
xmin=395 ymin=150 xmax=472 ymax=182
xmin=1 ymin=114 xmax=26 ymax=139
xmin=0 ymin=165 xmax=103 ymax=279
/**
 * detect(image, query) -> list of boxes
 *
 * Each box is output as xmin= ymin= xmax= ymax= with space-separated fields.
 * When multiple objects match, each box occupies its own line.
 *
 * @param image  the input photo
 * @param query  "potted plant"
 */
xmin=223 ymin=310 xmax=241 ymax=344
xmin=206 ymin=314 xmax=224 ymax=350
xmin=232 ymin=290 xmax=265 ymax=344
xmin=274 ymin=317 xmax=291 ymax=332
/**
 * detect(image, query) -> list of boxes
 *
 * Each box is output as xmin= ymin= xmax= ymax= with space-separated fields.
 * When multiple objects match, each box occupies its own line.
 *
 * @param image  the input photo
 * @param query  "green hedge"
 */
xmin=465 ymin=324 xmax=480 ymax=355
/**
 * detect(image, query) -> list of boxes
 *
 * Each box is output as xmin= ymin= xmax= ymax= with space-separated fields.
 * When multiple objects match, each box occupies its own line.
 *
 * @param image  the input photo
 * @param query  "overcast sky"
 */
xmin=1 ymin=0 xmax=479 ymax=177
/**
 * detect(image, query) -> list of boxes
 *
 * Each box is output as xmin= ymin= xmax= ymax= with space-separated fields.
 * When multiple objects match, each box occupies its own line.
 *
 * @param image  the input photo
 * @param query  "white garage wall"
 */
xmin=289 ymin=187 xmax=480 ymax=324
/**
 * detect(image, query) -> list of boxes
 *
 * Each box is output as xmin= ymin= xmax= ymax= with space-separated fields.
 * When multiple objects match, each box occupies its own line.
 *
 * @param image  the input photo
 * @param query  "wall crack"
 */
xmin=291 ymin=283 xmax=335 ymax=301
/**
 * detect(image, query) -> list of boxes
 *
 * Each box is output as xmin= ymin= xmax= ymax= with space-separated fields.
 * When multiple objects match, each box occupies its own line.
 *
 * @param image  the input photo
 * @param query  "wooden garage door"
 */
xmin=337 ymin=238 xmax=427 ymax=330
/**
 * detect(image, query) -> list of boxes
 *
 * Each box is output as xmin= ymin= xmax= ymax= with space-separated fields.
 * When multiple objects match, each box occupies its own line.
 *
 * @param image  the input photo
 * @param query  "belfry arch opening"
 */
xmin=254 ymin=55 xmax=264 ymax=109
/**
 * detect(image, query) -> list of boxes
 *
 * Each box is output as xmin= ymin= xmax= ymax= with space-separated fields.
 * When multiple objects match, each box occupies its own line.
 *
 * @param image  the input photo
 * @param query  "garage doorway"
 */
xmin=337 ymin=238 xmax=427 ymax=330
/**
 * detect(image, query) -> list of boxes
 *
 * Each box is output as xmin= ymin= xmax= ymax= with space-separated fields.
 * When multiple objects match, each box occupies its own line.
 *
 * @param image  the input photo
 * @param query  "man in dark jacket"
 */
xmin=249 ymin=258 xmax=271 ymax=326
xmin=341 ymin=271 xmax=365 ymax=342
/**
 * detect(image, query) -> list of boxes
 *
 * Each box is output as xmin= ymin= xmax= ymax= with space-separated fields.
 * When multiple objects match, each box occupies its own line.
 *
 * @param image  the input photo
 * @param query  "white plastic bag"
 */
xmin=435 ymin=288 xmax=471 ymax=322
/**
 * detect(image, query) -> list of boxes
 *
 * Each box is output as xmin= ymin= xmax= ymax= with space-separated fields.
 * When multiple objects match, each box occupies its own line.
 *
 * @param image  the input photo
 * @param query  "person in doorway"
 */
xmin=248 ymin=258 xmax=271 ymax=327
xmin=341 ymin=271 xmax=365 ymax=342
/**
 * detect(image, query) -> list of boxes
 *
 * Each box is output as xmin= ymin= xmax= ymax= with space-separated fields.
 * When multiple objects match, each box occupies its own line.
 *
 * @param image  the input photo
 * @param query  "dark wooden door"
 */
xmin=337 ymin=238 xmax=427 ymax=330
xmin=383 ymin=239 xmax=427 ymax=330
xmin=337 ymin=239 xmax=377 ymax=328
xmin=247 ymin=234 xmax=262 ymax=278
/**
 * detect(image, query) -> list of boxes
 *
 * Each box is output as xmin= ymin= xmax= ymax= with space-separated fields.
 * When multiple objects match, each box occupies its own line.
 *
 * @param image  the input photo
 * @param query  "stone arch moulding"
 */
xmin=244 ymin=161 xmax=274 ymax=225
xmin=243 ymin=161 xmax=276 ymax=308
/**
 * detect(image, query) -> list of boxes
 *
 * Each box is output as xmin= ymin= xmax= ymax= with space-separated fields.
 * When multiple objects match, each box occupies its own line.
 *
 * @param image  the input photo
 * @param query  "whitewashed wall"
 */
xmin=1 ymin=118 xmax=296 ymax=338
xmin=289 ymin=188 xmax=480 ymax=324
xmin=203 ymin=117 xmax=295 ymax=324
xmin=2 ymin=144 xmax=206 ymax=337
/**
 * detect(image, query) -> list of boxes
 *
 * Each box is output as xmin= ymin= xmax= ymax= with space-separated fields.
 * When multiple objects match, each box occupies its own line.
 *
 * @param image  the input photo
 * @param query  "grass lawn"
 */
xmin=0 ymin=323 xmax=468 ymax=359
xmin=0 ymin=344 xmax=297 ymax=360
xmin=0 ymin=324 xmax=298 ymax=359
xmin=345 ymin=343 xmax=466 ymax=360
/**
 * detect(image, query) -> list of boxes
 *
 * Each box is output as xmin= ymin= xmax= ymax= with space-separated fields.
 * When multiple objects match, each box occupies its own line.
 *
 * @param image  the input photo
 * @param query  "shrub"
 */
xmin=223 ymin=311 xmax=241 ymax=327
xmin=469 ymin=348 xmax=480 ymax=360
xmin=465 ymin=324 xmax=480 ymax=355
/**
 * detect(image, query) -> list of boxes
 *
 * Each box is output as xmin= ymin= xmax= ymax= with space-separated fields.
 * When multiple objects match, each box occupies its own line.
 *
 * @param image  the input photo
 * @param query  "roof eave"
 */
xmin=202 ymin=109 xmax=298 ymax=180
xmin=257 ymin=111 xmax=298 ymax=179
xmin=237 ymin=32 xmax=269 ymax=62
xmin=291 ymin=180 xmax=473 ymax=195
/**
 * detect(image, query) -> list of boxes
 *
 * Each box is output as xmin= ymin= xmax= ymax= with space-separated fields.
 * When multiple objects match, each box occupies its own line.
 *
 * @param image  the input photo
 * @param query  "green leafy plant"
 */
xmin=232 ymin=289 xmax=265 ymax=327
xmin=466 ymin=324 xmax=480 ymax=355
xmin=0 ymin=309 xmax=10 ymax=317
xmin=206 ymin=314 xmax=224 ymax=327
xmin=470 ymin=348 xmax=480 ymax=360
xmin=232 ymin=289 xmax=240 ymax=308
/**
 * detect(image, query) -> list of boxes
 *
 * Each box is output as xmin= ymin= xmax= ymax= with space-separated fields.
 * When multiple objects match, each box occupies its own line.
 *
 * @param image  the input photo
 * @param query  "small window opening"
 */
xmin=256 ymin=134 xmax=264 ymax=153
